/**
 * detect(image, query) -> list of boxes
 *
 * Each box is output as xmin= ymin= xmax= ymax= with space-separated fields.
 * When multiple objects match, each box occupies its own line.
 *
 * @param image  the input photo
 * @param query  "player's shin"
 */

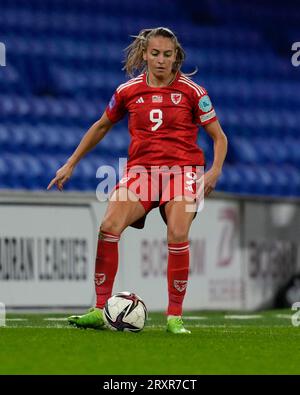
xmin=95 ymin=230 xmax=120 ymax=308
xmin=167 ymin=242 xmax=189 ymax=316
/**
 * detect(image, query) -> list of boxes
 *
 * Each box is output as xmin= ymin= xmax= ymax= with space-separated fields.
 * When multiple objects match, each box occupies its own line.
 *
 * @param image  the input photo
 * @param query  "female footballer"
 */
xmin=47 ymin=27 xmax=228 ymax=334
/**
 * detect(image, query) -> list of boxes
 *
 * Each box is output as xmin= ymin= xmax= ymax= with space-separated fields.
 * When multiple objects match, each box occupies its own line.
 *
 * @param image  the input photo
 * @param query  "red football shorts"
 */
xmin=111 ymin=166 xmax=204 ymax=229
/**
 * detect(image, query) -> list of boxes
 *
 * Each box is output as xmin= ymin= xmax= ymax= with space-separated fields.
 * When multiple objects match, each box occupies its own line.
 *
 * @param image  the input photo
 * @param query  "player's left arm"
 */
xmin=203 ymin=119 xmax=228 ymax=196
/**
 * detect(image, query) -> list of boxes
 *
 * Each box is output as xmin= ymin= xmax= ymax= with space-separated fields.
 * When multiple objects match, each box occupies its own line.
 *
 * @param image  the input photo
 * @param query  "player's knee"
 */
xmin=100 ymin=219 xmax=124 ymax=236
xmin=167 ymin=227 xmax=189 ymax=243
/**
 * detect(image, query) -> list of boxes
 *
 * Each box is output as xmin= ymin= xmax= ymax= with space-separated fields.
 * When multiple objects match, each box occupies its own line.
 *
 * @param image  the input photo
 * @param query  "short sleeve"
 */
xmin=194 ymin=88 xmax=217 ymax=126
xmin=105 ymin=89 xmax=127 ymax=123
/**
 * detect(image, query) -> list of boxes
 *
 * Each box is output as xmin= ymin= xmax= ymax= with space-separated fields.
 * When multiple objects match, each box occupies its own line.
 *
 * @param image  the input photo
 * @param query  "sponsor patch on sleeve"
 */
xmin=198 ymin=95 xmax=212 ymax=113
xmin=200 ymin=109 xmax=216 ymax=123
xmin=108 ymin=94 xmax=116 ymax=110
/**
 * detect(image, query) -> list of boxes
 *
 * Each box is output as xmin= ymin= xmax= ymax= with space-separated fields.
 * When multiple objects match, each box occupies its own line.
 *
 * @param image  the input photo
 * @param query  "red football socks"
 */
xmin=167 ymin=241 xmax=190 ymax=316
xmin=94 ymin=230 xmax=120 ymax=309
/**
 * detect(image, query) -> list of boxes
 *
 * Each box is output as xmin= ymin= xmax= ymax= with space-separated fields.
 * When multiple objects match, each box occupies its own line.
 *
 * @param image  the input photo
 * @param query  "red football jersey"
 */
xmin=105 ymin=71 xmax=217 ymax=168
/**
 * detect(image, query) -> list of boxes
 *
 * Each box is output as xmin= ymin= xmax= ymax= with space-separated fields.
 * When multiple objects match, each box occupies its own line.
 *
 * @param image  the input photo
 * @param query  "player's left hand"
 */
xmin=47 ymin=162 xmax=74 ymax=191
xmin=203 ymin=167 xmax=221 ymax=197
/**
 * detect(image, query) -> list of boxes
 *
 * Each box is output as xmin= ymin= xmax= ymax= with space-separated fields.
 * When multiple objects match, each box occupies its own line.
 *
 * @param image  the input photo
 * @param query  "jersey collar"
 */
xmin=144 ymin=71 xmax=180 ymax=88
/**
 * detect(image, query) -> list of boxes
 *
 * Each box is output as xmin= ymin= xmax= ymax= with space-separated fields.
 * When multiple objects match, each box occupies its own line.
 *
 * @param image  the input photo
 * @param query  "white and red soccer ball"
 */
xmin=103 ymin=292 xmax=147 ymax=332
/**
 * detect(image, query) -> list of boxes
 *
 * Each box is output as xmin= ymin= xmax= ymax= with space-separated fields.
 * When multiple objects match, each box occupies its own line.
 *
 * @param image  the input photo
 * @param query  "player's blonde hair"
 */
xmin=123 ymin=27 xmax=187 ymax=77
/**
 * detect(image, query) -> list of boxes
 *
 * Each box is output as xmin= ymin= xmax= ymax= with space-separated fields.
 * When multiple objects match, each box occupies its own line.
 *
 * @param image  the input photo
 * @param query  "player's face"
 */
xmin=143 ymin=36 xmax=176 ymax=80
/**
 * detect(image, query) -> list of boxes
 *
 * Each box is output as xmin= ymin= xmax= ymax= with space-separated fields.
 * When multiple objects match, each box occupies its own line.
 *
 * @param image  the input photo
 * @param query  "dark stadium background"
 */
xmin=0 ymin=0 xmax=300 ymax=377
xmin=0 ymin=0 xmax=299 ymax=195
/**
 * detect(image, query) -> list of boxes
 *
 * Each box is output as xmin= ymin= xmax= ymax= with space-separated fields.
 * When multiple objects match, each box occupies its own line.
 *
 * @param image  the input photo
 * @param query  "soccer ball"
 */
xmin=103 ymin=291 xmax=147 ymax=332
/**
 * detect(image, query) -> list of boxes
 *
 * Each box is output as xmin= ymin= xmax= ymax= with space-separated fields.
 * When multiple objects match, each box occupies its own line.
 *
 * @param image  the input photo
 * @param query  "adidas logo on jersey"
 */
xmin=136 ymin=97 xmax=144 ymax=103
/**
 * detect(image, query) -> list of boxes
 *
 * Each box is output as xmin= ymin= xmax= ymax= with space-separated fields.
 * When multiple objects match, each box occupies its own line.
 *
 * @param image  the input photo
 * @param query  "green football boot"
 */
xmin=67 ymin=307 xmax=105 ymax=329
xmin=166 ymin=317 xmax=191 ymax=334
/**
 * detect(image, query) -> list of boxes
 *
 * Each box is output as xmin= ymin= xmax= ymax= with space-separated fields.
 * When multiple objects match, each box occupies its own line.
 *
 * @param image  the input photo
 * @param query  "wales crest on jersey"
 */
xmin=171 ymin=93 xmax=182 ymax=104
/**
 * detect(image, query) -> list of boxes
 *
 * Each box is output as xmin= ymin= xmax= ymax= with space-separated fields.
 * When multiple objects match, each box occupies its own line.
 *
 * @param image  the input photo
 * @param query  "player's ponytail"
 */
xmin=123 ymin=29 xmax=151 ymax=77
xmin=123 ymin=27 xmax=189 ymax=77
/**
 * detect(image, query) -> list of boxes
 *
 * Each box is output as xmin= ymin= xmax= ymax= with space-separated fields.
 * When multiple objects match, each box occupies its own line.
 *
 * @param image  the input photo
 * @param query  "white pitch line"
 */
xmin=224 ymin=315 xmax=262 ymax=320
xmin=3 ymin=325 xmax=71 ymax=329
xmin=43 ymin=318 xmax=68 ymax=321
xmin=275 ymin=314 xmax=292 ymax=319
xmin=184 ymin=316 xmax=207 ymax=320
xmin=190 ymin=324 xmax=244 ymax=328
xmin=6 ymin=318 xmax=28 ymax=321
xmin=146 ymin=324 xmax=244 ymax=329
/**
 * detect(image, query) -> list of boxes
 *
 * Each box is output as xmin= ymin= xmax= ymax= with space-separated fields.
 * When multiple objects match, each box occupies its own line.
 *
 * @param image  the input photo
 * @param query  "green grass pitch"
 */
xmin=0 ymin=310 xmax=299 ymax=375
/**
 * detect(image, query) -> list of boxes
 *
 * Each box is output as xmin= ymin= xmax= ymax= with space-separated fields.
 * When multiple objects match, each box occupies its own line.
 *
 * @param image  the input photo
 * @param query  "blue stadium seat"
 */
xmin=284 ymin=166 xmax=300 ymax=196
xmin=2 ymin=154 xmax=26 ymax=189
xmin=71 ymin=158 xmax=98 ymax=190
xmin=0 ymin=125 xmax=10 ymax=153
xmin=237 ymin=165 xmax=258 ymax=194
xmin=0 ymin=0 xmax=299 ymax=196
xmin=231 ymin=138 xmax=261 ymax=164
xmin=0 ymin=157 xmax=10 ymax=188
xmin=22 ymin=155 xmax=44 ymax=189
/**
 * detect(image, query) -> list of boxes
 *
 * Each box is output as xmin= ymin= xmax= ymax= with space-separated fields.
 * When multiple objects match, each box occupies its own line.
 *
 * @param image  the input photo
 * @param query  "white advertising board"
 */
xmin=1 ymin=193 xmax=298 ymax=311
xmin=0 ymin=203 xmax=97 ymax=306
xmin=242 ymin=202 xmax=300 ymax=310
xmin=115 ymin=200 xmax=243 ymax=311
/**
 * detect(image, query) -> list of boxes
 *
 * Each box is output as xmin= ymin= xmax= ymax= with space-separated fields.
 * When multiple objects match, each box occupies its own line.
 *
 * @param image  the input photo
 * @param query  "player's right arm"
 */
xmin=47 ymin=111 xmax=113 ymax=191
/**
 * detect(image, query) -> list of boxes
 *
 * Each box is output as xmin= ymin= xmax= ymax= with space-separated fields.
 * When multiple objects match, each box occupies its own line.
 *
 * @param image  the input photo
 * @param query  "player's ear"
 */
xmin=142 ymin=50 xmax=147 ymax=62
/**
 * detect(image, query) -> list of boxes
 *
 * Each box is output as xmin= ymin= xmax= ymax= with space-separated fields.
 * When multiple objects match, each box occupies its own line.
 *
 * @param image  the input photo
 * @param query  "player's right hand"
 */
xmin=47 ymin=163 xmax=74 ymax=191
